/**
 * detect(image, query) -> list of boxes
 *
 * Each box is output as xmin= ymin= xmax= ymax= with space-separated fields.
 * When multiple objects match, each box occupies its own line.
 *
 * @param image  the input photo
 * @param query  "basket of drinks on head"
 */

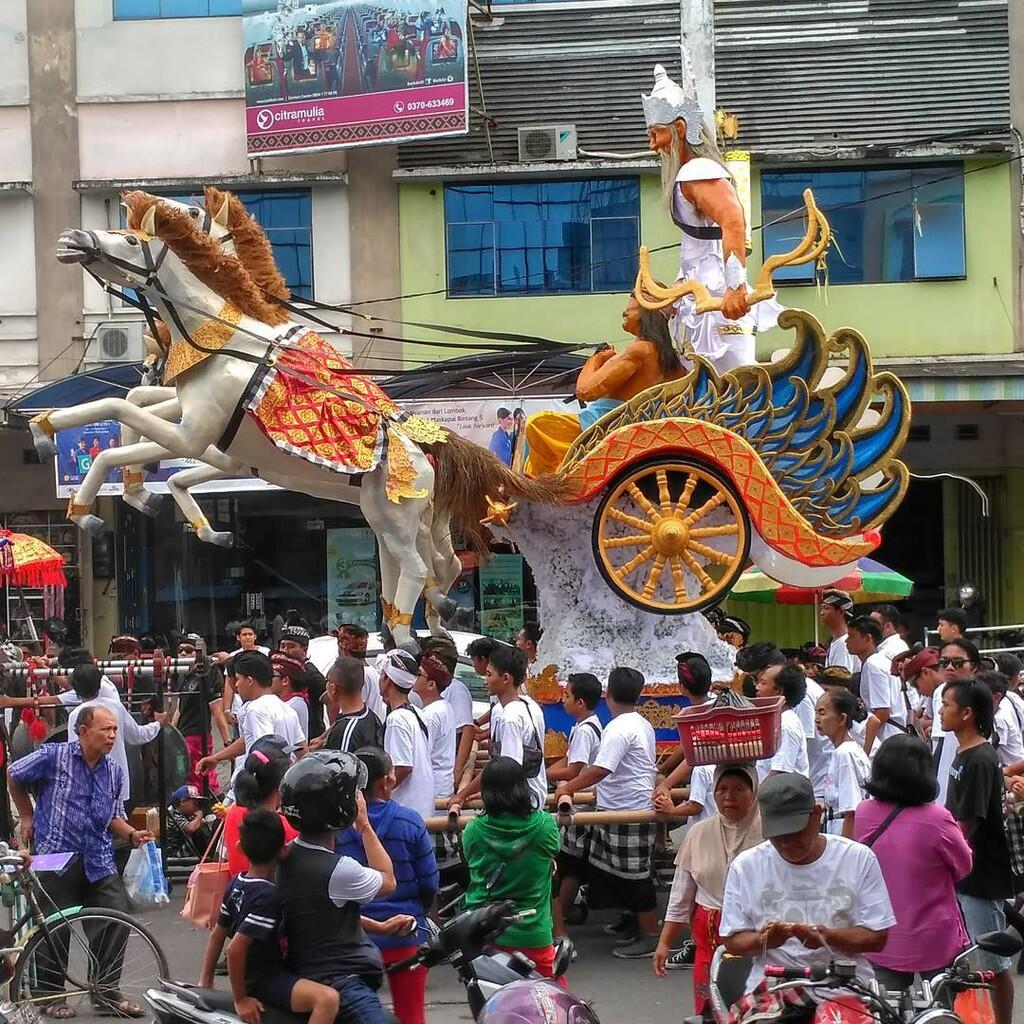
xmin=672 ymin=692 xmax=784 ymax=766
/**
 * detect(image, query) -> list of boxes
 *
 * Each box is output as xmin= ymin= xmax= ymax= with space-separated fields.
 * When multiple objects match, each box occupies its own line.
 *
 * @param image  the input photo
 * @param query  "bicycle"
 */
xmin=0 ymin=842 xmax=168 ymax=1022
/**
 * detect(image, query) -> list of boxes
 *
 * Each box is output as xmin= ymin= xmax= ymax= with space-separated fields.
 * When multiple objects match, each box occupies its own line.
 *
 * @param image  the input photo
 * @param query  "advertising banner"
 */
xmin=243 ymin=0 xmax=469 ymax=156
xmin=478 ymin=553 xmax=524 ymax=642
xmin=405 ymin=396 xmax=580 ymax=469
xmin=54 ymin=421 xmax=277 ymax=499
xmin=325 ymin=526 xmax=379 ymax=631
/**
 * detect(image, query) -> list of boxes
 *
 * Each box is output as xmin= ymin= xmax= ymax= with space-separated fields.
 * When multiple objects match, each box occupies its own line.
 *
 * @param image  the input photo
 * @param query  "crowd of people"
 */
xmin=2 ymin=594 xmax=1023 ymax=1024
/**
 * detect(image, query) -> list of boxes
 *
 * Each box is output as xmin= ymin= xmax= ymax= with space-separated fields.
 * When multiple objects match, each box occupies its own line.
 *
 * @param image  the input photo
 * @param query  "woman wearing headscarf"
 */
xmin=653 ymin=764 xmax=762 ymax=1017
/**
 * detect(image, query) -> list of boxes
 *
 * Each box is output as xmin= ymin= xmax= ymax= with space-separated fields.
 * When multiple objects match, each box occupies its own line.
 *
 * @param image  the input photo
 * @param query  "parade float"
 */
xmin=30 ymin=64 xmax=910 ymax=755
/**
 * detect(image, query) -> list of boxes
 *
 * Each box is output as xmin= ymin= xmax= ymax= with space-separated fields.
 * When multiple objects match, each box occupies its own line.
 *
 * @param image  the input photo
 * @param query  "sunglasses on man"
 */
xmin=937 ymin=656 xmax=969 ymax=669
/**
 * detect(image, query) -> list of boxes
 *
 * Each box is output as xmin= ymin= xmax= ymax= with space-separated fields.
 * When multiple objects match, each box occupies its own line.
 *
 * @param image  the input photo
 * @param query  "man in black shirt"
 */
xmin=942 ymin=677 xmax=1015 ymax=1024
xmin=279 ymin=625 xmax=327 ymax=739
xmin=175 ymin=636 xmax=231 ymax=795
xmin=323 ymin=657 xmax=384 ymax=753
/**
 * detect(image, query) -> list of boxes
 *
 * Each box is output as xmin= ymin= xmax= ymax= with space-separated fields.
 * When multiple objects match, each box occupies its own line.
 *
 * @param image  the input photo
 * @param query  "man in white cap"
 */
xmin=642 ymin=62 xmax=782 ymax=371
xmin=379 ymin=649 xmax=435 ymax=822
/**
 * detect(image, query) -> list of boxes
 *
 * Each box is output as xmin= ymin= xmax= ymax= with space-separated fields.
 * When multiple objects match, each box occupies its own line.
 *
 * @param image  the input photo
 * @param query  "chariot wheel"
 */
xmin=592 ymin=458 xmax=750 ymax=614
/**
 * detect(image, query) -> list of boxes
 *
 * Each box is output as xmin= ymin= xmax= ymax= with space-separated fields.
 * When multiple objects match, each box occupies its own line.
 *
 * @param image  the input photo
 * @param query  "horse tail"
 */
xmin=428 ymin=432 xmax=567 ymax=557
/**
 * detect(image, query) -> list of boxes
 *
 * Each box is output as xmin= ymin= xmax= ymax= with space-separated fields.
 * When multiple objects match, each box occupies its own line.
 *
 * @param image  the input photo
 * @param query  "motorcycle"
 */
xmin=694 ymin=929 xmax=1022 ymax=1024
xmin=143 ymin=902 xmax=592 ymax=1024
xmin=387 ymin=900 xmax=594 ymax=1022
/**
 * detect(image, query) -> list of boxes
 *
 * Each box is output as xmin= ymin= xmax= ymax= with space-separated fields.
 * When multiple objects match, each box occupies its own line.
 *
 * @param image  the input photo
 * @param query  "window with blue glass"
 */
xmin=122 ymin=189 xmax=313 ymax=299
xmin=445 ymin=179 xmax=640 ymax=297
xmin=114 ymin=0 xmax=241 ymax=19
xmin=761 ymin=164 xmax=965 ymax=285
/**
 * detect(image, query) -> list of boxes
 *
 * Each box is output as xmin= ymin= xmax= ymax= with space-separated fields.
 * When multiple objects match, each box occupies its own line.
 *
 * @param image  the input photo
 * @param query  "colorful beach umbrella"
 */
xmin=731 ymin=557 xmax=912 ymax=605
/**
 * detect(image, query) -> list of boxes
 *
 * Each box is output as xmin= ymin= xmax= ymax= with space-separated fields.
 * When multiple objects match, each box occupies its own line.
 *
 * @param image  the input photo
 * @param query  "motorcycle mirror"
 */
xmin=976 ymin=929 xmax=1023 ymax=958
xmin=552 ymin=937 xmax=573 ymax=979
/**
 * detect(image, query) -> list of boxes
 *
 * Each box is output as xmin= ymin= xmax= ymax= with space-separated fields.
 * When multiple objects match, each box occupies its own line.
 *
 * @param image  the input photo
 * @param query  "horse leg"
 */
xmin=167 ymin=462 xmax=249 ymax=548
xmin=375 ymin=541 xmax=402 ymax=649
xmin=120 ymin=396 xmax=181 ymax=517
xmin=68 ymin=440 xmax=172 ymax=535
xmin=360 ymin=440 xmax=435 ymax=648
xmin=425 ymin=509 xmax=470 ymax=633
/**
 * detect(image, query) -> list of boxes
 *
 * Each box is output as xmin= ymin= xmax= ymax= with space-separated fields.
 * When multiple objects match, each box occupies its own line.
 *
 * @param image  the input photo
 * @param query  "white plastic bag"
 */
xmin=124 ymin=840 xmax=169 ymax=906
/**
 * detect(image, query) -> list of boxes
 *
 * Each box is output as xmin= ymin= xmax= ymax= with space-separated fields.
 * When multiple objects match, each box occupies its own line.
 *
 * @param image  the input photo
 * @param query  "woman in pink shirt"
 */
xmin=854 ymin=733 xmax=973 ymax=992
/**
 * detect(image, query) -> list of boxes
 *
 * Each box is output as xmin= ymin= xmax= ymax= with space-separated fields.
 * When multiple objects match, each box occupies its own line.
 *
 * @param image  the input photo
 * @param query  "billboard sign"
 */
xmin=243 ymin=0 xmax=469 ymax=156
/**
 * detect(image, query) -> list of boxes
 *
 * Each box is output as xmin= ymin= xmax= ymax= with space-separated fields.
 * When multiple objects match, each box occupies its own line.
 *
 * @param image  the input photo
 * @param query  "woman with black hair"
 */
xmin=815 ymin=689 xmax=870 ymax=838
xmin=461 ymin=757 xmax=561 ymax=980
xmin=853 ymin=734 xmax=972 ymax=992
xmin=223 ymin=739 xmax=296 ymax=876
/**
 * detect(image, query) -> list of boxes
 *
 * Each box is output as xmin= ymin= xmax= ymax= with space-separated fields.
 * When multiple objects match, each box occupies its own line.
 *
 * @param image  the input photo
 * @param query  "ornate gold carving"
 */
xmin=716 ymin=324 xmax=752 ymax=336
xmin=164 ymin=303 xmax=243 ymax=382
xmin=482 ymin=495 xmax=518 ymax=528
xmin=395 ymin=612 xmax=413 ymax=627
xmin=380 ymin=597 xmax=399 ymax=628
xmin=385 ymin=425 xmax=428 ymax=504
xmin=31 ymin=412 xmax=56 ymax=438
xmin=527 ymin=665 xmax=563 ymax=704
xmin=66 ymin=499 xmax=91 ymax=519
xmin=394 ymin=415 xmax=448 ymax=446
xmin=122 ymin=469 xmax=144 ymax=489
xmin=636 ymin=698 xmax=686 ymax=730
xmin=544 ymin=730 xmax=569 ymax=759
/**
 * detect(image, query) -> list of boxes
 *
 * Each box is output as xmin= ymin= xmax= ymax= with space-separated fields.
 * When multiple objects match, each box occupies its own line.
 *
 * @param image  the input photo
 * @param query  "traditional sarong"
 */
xmin=588 ymin=820 xmax=657 ymax=880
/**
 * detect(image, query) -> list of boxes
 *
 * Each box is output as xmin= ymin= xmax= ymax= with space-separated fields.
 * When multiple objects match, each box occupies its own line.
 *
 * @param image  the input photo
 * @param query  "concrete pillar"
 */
xmin=26 ymin=0 xmax=83 ymax=380
xmin=346 ymin=145 xmax=403 ymax=372
xmin=682 ymin=0 xmax=716 ymax=131
xmin=1009 ymin=0 xmax=1024 ymax=353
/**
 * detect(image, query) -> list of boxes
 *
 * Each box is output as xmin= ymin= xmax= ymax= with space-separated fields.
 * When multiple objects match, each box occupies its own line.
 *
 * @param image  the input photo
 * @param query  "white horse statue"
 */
xmin=35 ymin=190 xmax=563 ymax=644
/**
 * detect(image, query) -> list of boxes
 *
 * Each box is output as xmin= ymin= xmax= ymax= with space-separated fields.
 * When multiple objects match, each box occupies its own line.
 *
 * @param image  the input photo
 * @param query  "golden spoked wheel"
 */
xmin=592 ymin=458 xmax=750 ymax=614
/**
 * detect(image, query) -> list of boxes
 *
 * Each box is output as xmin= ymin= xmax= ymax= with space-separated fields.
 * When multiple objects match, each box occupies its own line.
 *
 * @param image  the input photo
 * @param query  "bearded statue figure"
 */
xmin=643 ymin=64 xmax=783 ymax=372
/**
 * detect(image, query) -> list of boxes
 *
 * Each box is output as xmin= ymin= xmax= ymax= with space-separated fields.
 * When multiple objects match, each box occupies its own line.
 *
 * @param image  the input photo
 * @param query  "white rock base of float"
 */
xmin=494 ymin=497 xmax=736 ymax=684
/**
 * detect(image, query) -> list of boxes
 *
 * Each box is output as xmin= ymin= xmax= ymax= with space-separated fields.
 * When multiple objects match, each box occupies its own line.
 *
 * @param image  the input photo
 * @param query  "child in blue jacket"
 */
xmin=337 ymin=748 xmax=439 ymax=1024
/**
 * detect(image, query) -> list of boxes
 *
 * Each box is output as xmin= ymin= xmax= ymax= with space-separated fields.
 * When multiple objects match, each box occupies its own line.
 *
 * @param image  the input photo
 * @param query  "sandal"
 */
xmin=93 ymin=998 xmax=145 ymax=1018
xmin=43 ymin=1006 xmax=76 ymax=1020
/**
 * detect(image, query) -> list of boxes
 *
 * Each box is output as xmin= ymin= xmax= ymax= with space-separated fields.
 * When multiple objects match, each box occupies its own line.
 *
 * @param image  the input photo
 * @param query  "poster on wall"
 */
xmin=478 ymin=553 xmax=524 ymax=642
xmin=326 ymin=527 xmax=380 ymax=631
xmin=405 ymin=397 xmax=581 ymax=469
xmin=242 ymin=0 xmax=469 ymax=156
xmin=54 ymin=421 xmax=123 ymax=499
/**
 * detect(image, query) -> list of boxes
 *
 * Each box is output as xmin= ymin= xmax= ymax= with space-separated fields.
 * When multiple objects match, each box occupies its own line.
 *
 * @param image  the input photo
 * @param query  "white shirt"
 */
xmin=758 ymin=708 xmax=809 ymax=779
xmin=240 ymin=692 xmax=306 ymax=753
xmin=421 ymin=698 xmax=457 ymax=798
xmin=285 ymin=695 xmax=309 ymax=740
xmin=861 ymin=651 xmax=906 ymax=740
xmin=878 ymin=633 xmax=909 ymax=662
xmin=593 ymin=711 xmax=656 ymax=812
xmin=384 ymin=703 xmax=435 ymax=821
xmin=491 ymin=697 xmax=549 ymax=811
xmin=566 ymin=714 xmax=602 ymax=768
xmin=443 ymin=677 xmax=475 ymax=731
xmin=721 ymin=836 xmax=896 ymax=995
xmin=362 ymin=663 xmax=386 ymax=723
xmin=688 ymin=763 xmax=716 ymax=824
xmin=67 ymin=696 xmax=161 ymax=803
xmin=826 ymin=634 xmax=861 ymax=674
xmin=824 ymin=739 xmax=871 ymax=833
xmin=794 ymin=679 xmax=828 ymax=796
xmin=931 ymin=683 xmax=957 ymax=806
xmin=58 ymin=678 xmax=121 ymax=707
xmin=994 ymin=696 xmax=1024 ymax=767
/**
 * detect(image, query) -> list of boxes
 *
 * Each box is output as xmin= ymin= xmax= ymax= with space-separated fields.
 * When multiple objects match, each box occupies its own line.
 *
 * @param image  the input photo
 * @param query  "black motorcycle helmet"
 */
xmin=279 ymin=750 xmax=367 ymax=833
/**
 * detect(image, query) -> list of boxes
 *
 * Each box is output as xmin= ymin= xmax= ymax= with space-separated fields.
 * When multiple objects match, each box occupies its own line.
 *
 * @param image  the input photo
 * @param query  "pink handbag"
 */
xmin=180 ymin=821 xmax=231 ymax=929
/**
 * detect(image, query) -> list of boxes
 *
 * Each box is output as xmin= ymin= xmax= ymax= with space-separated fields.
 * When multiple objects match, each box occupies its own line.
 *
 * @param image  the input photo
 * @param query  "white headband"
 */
xmin=380 ymin=651 xmax=417 ymax=690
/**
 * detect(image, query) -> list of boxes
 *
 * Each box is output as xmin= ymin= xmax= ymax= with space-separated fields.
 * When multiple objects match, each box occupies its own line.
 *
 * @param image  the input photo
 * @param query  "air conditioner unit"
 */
xmin=93 ymin=321 xmax=145 ymax=364
xmin=517 ymin=125 xmax=578 ymax=163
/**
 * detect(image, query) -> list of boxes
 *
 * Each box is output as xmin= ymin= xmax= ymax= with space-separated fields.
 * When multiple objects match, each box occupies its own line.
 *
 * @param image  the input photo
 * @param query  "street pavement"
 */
xmin=141 ymin=892 xmax=693 ymax=1023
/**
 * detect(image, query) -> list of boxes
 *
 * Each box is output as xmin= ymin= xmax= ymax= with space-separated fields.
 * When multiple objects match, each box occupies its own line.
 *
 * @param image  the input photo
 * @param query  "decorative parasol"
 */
xmin=0 ymin=530 xmax=67 ymax=589
xmin=731 ymin=557 xmax=912 ymax=606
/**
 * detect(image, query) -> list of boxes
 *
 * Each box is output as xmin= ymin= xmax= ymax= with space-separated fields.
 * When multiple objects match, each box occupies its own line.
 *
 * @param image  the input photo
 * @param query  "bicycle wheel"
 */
xmin=10 ymin=906 xmax=169 ymax=1021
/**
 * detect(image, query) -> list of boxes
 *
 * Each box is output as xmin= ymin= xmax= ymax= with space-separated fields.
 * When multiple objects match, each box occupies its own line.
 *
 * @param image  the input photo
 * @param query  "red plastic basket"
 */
xmin=673 ymin=696 xmax=784 ymax=767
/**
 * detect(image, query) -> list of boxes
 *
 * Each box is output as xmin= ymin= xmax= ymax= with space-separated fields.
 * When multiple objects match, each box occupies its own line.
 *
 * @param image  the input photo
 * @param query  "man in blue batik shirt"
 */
xmin=8 ymin=705 xmax=154 ymax=1018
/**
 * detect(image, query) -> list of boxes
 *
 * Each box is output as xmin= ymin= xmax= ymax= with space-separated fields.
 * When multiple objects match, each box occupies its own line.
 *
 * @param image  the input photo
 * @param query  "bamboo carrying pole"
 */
xmin=425 ymin=807 xmax=668 ymax=834
xmin=433 ymin=788 xmax=690 ymax=811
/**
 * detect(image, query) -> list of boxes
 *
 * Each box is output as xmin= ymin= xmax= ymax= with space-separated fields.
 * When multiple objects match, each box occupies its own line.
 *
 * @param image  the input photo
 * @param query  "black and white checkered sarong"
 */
xmin=588 ymin=821 xmax=658 ymax=880
xmin=559 ymin=822 xmax=591 ymax=860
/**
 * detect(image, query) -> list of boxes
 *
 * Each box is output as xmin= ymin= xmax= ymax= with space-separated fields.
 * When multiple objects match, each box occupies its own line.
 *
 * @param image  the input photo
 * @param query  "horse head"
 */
xmin=56 ymin=194 xmax=289 ymax=331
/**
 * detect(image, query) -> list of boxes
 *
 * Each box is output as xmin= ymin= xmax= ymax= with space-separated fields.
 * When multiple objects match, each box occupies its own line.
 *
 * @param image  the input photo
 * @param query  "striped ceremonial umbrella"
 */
xmin=731 ymin=557 xmax=912 ymax=606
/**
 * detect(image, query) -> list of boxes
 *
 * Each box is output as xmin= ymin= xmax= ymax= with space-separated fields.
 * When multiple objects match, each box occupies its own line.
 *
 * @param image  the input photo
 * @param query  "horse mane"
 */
xmin=204 ymin=187 xmax=291 ymax=303
xmin=121 ymin=191 xmax=288 ymax=327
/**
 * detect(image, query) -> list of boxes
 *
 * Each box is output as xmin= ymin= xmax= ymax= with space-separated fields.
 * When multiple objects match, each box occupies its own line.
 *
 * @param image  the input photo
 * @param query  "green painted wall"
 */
xmin=397 ymin=158 xmax=1014 ymax=364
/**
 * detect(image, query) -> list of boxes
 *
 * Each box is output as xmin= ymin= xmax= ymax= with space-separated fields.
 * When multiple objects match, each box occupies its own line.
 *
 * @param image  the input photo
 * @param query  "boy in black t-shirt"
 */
xmin=322 ymin=656 xmax=385 ymax=753
xmin=941 ymin=678 xmax=1015 ymax=1024
xmin=198 ymin=810 xmax=340 ymax=1024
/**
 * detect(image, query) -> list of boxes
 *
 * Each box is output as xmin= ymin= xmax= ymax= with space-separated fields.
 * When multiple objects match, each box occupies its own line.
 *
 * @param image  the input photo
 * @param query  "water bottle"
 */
xmin=143 ymin=840 xmax=169 ymax=905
